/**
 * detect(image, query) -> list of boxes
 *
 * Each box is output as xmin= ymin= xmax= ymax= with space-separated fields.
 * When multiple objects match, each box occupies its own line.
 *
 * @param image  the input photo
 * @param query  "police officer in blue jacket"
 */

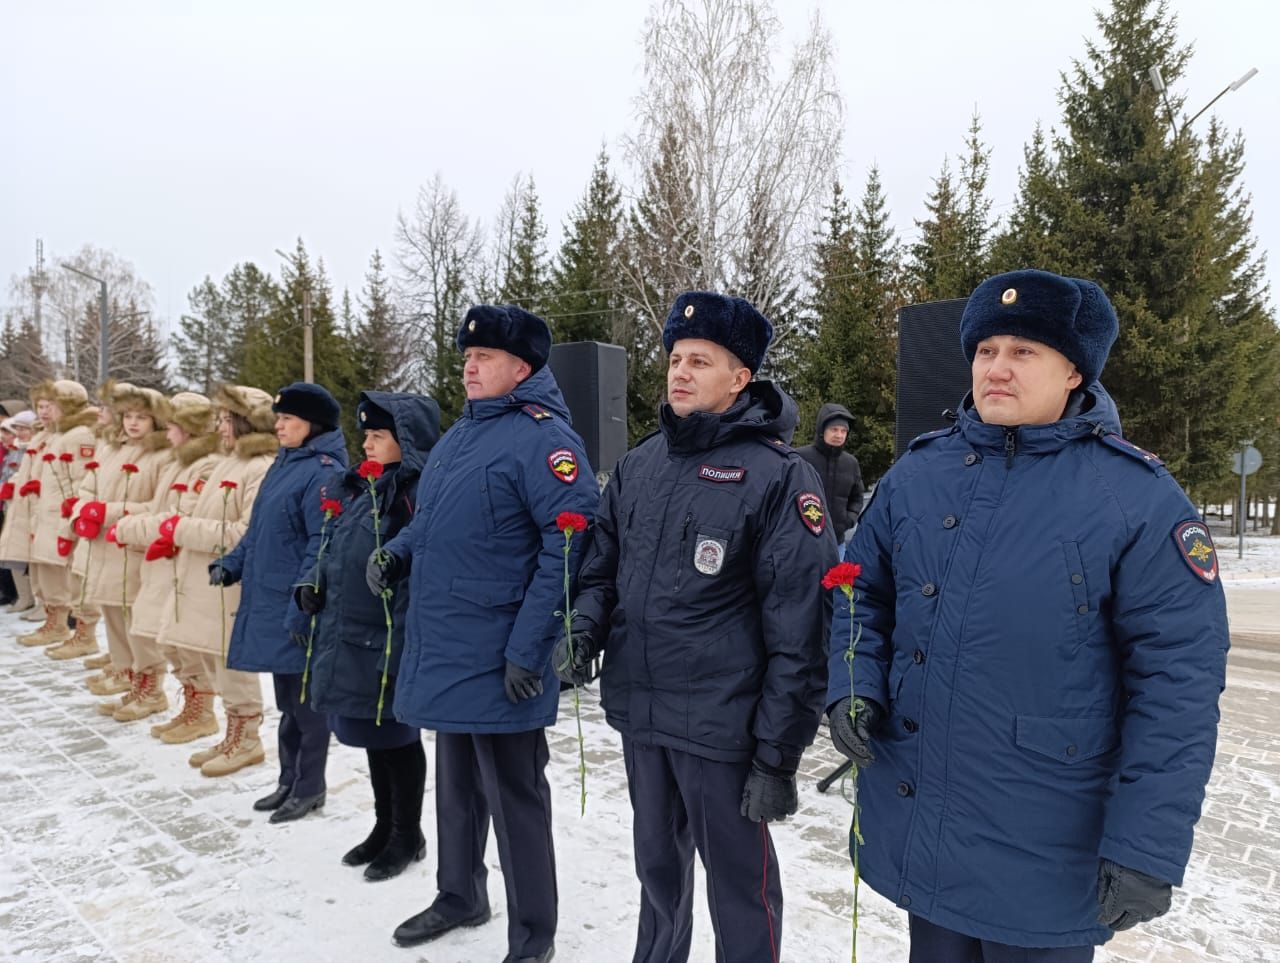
xmin=367 ymin=305 xmax=598 ymax=963
xmin=557 ymin=292 xmax=836 ymax=963
xmin=827 ymin=269 xmax=1229 ymax=961
xmin=215 ymin=382 xmax=348 ymax=823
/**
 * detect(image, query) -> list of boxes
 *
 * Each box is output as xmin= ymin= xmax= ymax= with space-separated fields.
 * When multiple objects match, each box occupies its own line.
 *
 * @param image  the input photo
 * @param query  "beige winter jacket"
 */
xmin=29 ymin=408 xmax=99 ymax=566
xmin=116 ymin=434 xmax=222 ymax=639
xmin=72 ymin=428 xmax=172 ymax=608
xmin=0 ymin=429 xmax=50 ymax=564
xmin=156 ymin=432 xmax=277 ymax=655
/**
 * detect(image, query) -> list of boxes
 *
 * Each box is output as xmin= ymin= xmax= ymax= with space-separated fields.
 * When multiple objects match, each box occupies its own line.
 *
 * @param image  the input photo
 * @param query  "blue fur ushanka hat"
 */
xmin=662 ymin=291 xmax=774 ymax=374
xmin=456 ymin=304 xmax=552 ymax=371
xmin=272 ymin=382 xmax=340 ymax=431
xmin=959 ymin=269 xmax=1119 ymax=383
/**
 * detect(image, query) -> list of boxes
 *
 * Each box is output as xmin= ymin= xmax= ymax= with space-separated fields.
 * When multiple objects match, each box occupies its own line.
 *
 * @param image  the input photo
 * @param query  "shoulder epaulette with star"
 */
xmin=1097 ymin=432 xmax=1166 ymax=474
xmin=908 ymin=426 xmax=956 ymax=451
xmin=755 ymin=435 xmax=793 ymax=457
xmin=521 ymin=404 xmax=554 ymax=424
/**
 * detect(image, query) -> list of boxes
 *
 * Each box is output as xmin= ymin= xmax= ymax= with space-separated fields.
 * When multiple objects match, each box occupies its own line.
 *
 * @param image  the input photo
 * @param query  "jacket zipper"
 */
xmin=1003 ymin=427 xmax=1018 ymax=468
xmin=674 ymin=513 xmax=692 ymax=590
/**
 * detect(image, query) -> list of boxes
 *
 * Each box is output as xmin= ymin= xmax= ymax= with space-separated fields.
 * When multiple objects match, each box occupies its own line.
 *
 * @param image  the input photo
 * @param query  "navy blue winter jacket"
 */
xmin=574 ymin=382 xmax=838 ymax=767
xmin=384 ymin=367 xmax=599 ymax=733
xmin=304 ymin=393 xmax=441 ymax=718
xmin=827 ymin=383 xmax=1229 ymax=947
xmin=224 ymin=426 xmax=348 ymax=674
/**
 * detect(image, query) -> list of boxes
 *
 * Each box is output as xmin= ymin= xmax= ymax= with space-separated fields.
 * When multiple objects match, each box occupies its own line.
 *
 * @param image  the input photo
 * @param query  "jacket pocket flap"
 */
xmin=1015 ymin=715 xmax=1117 ymax=765
xmin=450 ymin=577 xmax=524 ymax=607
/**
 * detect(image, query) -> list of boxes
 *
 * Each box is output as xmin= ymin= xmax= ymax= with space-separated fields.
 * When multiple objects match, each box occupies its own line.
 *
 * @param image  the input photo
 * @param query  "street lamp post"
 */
xmin=1148 ymin=64 xmax=1259 ymax=138
xmin=61 ymin=264 xmax=110 ymax=385
xmin=274 ymin=248 xmax=314 ymax=383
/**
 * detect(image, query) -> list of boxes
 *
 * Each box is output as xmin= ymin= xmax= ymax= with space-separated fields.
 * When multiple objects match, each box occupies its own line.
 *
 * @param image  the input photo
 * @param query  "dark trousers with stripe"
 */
xmin=622 ymin=738 xmax=783 ymax=963
xmin=272 ymin=672 xmax=331 ymax=797
xmin=909 ymin=915 xmax=1096 ymax=963
xmin=435 ymin=729 xmax=557 ymax=959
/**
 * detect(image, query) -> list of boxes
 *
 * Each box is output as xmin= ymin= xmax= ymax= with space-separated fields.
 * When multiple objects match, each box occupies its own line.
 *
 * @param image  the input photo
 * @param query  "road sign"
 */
xmin=1231 ymin=446 xmax=1262 ymax=476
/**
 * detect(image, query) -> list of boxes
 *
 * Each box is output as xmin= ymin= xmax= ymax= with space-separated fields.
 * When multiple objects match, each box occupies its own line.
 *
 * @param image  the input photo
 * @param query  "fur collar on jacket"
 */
xmin=234 ymin=431 xmax=279 ymax=460
xmin=175 ymin=433 xmax=220 ymax=467
xmin=53 ymin=407 xmax=100 ymax=434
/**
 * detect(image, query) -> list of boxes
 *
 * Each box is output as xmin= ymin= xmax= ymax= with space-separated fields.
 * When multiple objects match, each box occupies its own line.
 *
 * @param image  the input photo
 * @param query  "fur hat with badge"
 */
xmin=959 ymin=269 xmax=1119 ymax=384
xmin=213 ymin=384 xmax=277 ymax=433
xmin=272 ymin=382 xmax=340 ymax=432
xmin=168 ymin=391 xmax=215 ymax=436
xmin=662 ymin=291 xmax=774 ymax=374
xmin=456 ymin=304 xmax=552 ymax=372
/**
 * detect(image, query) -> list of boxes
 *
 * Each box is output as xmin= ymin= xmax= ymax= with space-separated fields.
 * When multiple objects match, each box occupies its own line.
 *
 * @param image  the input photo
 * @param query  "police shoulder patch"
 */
xmin=1173 ymin=520 xmax=1218 ymax=584
xmin=548 ymin=447 xmax=579 ymax=484
xmin=1099 ymin=433 xmax=1165 ymax=473
xmin=522 ymin=404 xmax=553 ymax=423
xmin=796 ymin=492 xmax=826 ymax=536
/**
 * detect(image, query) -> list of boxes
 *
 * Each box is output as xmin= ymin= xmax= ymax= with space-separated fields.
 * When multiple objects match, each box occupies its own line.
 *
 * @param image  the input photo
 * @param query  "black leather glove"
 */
xmin=208 ymin=561 xmax=239 ymax=586
xmin=1097 ymin=858 xmax=1172 ymax=931
xmin=829 ymin=697 xmax=884 ymax=767
xmin=503 ymin=660 xmax=544 ymax=704
xmin=552 ymin=627 xmax=600 ymax=685
xmin=289 ymin=631 xmax=309 ymax=648
xmin=365 ymin=549 xmax=402 ymax=597
xmin=740 ymin=759 xmax=799 ymax=823
xmin=295 ymin=583 xmax=324 ymax=616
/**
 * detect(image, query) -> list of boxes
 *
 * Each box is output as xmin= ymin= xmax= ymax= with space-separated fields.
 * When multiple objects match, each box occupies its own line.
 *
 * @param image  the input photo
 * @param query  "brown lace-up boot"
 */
xmin=200 ymin=712 xmax=266 ymax=777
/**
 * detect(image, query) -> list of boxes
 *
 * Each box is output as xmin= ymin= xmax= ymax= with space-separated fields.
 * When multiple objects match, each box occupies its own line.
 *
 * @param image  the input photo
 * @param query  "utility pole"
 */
xmin=61 ymin=264 xmax=110 ymax=385
xmin=31 ymin=240 xmax=47 ymax=332
xmin=302 ymin=288 xmax=314 ymax=383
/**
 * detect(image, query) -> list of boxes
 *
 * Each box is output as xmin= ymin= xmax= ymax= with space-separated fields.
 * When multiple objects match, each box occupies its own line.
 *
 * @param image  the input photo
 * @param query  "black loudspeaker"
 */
xmin=895 ymin=299 xmax=972 ymax=459
xmin=548 ymin=341 xmax=629 ymax=475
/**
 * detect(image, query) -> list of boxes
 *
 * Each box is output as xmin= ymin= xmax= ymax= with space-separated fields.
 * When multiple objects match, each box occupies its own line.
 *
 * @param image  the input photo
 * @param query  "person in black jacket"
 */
xmin=296 ymin=391 xmax=441 ymax=880
xmin=555 ymin=291 xmax=836 ymax=963
xmin=795 ymin=402 xmax=864 ymax=547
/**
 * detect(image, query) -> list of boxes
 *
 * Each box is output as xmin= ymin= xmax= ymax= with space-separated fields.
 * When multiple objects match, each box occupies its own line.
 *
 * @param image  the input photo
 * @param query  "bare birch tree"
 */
xmin=627 ymin=0 xmax=843 ymax=335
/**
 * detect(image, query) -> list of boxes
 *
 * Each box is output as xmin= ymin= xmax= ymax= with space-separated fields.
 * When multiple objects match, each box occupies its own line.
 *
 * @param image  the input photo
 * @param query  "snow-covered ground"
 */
xmin=1 ymin=531 xmax=1277 ymax=963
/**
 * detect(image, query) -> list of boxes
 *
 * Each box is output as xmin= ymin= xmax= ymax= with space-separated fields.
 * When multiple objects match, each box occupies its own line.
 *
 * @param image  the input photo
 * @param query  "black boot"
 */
xmin=342 ymin=749 xmax=392 ymax=866
xmin=253 ymin=784 xmax=291 ymax=812
xmin=269 ymin=790 xmax=325 ymax=824
xmin=365 ymin=739 xmax=427 ymax=882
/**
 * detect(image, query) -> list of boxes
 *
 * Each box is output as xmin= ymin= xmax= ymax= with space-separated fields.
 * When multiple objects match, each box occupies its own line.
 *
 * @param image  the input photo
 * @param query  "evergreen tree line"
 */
xmin=2 ymin=0 xmax=1276 ymax=527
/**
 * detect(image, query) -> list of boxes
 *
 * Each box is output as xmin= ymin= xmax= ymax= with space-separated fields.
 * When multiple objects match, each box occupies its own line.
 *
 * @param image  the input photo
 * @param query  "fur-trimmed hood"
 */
xmin=233 ymin=431 xmax=279 ymax=460
xmin=175 ymin=432 xmax=221 ymax=467
xmin=137 ymin=427 xmax=171 ymax=453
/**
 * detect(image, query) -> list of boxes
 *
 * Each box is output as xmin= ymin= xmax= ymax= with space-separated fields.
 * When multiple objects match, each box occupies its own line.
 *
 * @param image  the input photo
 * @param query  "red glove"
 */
xmin=78 ymin=501 xmax=107 ymax=524
xmin=158 ymin=515 xmax=181 ymax=539
xmin=56 ymin=536 xmax=74 ymax=557
xmin=106 ymin=524 xmax=121 ymax=546
xmin=19 ymin=480 xmax=40 ymax=496
xmin=145 ymin=537 xmax=178 ymax=561
xmin=73 ymin=517 xmax=103 ymax=540
xmin=0 ymin=482 xmax=13 ymax=501
xmin=61 ymin=497 xmax=79 ymax=519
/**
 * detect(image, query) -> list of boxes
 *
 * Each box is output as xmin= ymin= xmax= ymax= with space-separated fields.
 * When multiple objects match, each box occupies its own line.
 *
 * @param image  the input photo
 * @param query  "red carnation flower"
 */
xmin=121 ymin=463 xmax=140 ymax=474
xmin=556 ymin=511 xmax=589 ymax=535
xmin=85 ymin=461 xmax=100 ymax=471
xmin=59 ymin=452 xmax=74 ymax=463
xmin=26 ymin=448 xmax=37 ymax=456
xmin=821 ymin=561 xmax=862 ymax=591
xmin=320 ymin=498 xmax=343 ymax=517
xmin=357 ymin=460 xmax=384 ymax=480
xmin=220 ymin=480 xmax=238 ymax=490
xmin=171 ymin=482 xmax=189 ymax=493
xmin=42 ymin=453 xmax=55 ymax=462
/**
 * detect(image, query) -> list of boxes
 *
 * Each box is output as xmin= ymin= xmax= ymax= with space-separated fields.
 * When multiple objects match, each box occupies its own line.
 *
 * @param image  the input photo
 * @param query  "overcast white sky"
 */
xmin=2 ymin=0 xmax=1275 ymax=339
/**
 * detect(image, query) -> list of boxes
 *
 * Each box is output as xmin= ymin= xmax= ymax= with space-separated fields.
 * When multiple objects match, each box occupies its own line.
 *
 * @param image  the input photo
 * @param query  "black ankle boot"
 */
xmin=364 ymin=829 xmax=426 ymax=881
xmin=343 ymin=748 xmax=391 ymax=866
xmin=253 ymin=784 xmax=291 ymax=812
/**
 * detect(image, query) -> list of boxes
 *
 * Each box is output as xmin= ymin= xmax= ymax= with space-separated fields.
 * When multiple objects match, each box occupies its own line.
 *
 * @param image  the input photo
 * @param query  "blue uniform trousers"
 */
xmin=272 ymin=672 xmax=331 ymax=797
xmin=909 ymin=915 xmax=1096 ymax=962
xmin=434 ymin=729 xmax=557 ymax=958
xmin=623 ymin=738 xmax=783 ymax=963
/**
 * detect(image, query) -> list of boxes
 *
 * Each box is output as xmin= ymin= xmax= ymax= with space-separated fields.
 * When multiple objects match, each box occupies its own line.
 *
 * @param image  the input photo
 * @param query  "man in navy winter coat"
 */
xmin=827 ymin=269 xmax=1229 ymax=961
xmin=367 ymin=305 xmax=598 ymax=963
xmin=559 ymin=291 xmax=836 ymax=962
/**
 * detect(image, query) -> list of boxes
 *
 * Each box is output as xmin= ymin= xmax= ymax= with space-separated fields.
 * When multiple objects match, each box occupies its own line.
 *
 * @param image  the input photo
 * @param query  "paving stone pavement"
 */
xmin=1 ymin=601 xmax=1277 ymax=962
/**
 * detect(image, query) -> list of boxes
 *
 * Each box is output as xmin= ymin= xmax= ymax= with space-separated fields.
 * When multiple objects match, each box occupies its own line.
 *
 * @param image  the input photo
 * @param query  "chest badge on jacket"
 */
xmin=796 ymin=492 xmax=826 ymax=536
xmin=693 ymin=534 xmax=726 ymax=575
xmin=697 ymin=464 xmax=746 ymax=483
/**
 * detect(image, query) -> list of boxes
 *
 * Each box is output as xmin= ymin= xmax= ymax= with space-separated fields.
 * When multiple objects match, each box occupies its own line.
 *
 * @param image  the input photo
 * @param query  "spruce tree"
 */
xmin=174 ymin=277 xmax=228 ymax=392
xmin=545 ymin=148 xmax=625 ymax=344
xmin=498 ymin=178 xmax=548 ymax=314
xmin=0 ymin=315 xmax=53 ymax=399
xmin=908 ymin=158 xmax=967 ymax=302
xmin=219 ymin=262 xmax=276 ymax=383
xmin=352 ymin=249 xmax=405 ymax=392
